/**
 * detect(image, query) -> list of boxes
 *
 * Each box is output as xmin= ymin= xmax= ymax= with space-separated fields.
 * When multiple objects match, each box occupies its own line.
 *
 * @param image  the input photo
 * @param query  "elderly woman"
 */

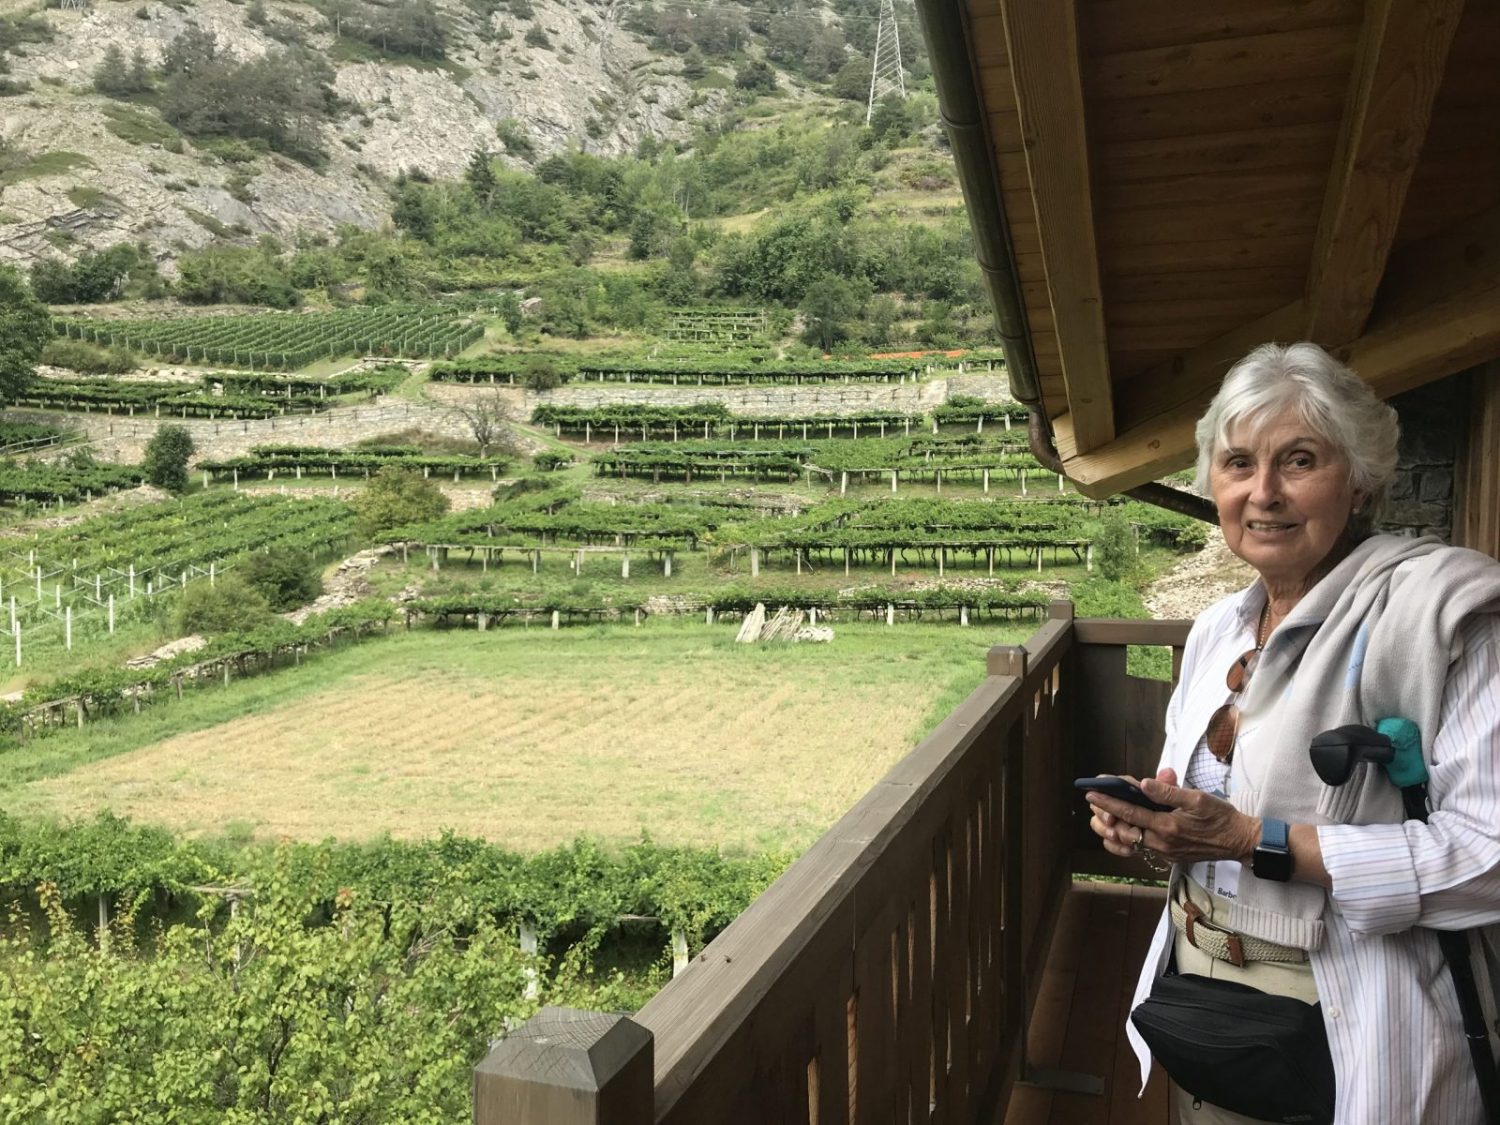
xmin=1085 ymin=342 xmax=1500 ymax=1124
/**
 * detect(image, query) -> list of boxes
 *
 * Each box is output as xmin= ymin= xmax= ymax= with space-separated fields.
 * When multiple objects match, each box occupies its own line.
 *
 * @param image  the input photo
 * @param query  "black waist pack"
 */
xmin=1131 ymin=971 xmax=1335 ymax=1124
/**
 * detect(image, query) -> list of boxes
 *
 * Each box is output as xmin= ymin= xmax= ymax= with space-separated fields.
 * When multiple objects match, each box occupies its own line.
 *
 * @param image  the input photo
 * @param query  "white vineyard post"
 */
xmin=64 ymin=607 xmax=71 ymax=650
xmin=108 ymin=595 xmax=115 ymax=633
xmin=519 ymin=922 xmax=540 ymax=1000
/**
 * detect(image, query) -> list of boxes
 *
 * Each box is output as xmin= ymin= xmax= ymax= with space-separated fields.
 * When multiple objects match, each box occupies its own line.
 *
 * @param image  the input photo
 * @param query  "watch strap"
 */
xmin=1252 ymin=816 xmax=1293 ymax=881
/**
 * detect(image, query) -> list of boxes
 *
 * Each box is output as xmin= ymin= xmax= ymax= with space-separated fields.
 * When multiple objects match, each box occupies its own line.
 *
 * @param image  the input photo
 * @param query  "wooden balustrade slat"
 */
xmin=477 ymin=613 xmax=1192 ymax=1125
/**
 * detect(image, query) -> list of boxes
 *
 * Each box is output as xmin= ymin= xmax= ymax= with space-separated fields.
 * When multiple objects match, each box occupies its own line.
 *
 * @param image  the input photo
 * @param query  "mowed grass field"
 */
xmin=3 ymin=620 xmax=1034 ymax=852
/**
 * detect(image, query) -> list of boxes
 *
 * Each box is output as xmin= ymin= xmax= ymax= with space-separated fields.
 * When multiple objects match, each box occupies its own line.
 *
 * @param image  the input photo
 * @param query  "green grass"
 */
xmin=0 ymin=620 xmax=1029 ymax=850
xmin=101 ymin=104 xmax=182 ymax=148
xmin=66 ymin=185 xmax=114 ymax=210
xmin=0 ymin=151 xmax=94 ymax=188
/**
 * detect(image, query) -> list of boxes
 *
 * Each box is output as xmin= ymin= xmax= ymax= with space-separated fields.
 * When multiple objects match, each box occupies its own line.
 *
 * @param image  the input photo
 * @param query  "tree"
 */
xmin=353 ymin=466 xmax=449 ymax=539
xmin=832 ymin=57 xmax=872 ymax=101
xmin=451 ymin=390 xmax=516 ymax=457
xmin=734 ymin=60 xmax=776 ymax=93
xmin=0 ymin=266 xmax=49 ymax=405
xmin=497 ymin=291 xmax=524 ymax=337
xmin=799 ymin=274 xmax=866 ymax=352
xmin=92 ymin=44 xmax=135 ymax=97
xmin=465 ymin=149 xmax=498 ymax=208
xmin=142 ymin=424 xmax=195 ymax=493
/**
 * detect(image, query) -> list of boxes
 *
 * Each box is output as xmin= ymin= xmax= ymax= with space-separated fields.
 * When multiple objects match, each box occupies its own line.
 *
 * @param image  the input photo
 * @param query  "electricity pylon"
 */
xmin=866 ymin=0 xmax=907 ymax=125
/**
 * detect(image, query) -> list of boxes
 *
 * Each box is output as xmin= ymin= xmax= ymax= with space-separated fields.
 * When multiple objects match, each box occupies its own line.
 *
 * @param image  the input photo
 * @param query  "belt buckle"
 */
xmin=1180 ymin=897 xmax=1248 ymax=968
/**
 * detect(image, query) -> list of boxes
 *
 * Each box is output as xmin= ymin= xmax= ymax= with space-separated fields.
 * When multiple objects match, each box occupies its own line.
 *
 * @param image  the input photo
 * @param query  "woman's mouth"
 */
xmin=1246 ymin=520 xmax=1296 ymax=532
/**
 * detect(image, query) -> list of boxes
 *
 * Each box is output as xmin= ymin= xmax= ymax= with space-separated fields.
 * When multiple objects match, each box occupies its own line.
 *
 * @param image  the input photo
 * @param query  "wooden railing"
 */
xmin=475 ymin=607 xmax=1191 ymax=1125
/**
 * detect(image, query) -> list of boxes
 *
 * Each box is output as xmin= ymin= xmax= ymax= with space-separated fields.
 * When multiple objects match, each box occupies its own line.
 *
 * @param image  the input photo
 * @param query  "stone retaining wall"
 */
xmin=7 ymin=400 xmax=473 ymax=464
xmin=8 ymin=372 xmax=1015 ymax=465
xmin=423 ymin=374 xmax=1013 ymax=419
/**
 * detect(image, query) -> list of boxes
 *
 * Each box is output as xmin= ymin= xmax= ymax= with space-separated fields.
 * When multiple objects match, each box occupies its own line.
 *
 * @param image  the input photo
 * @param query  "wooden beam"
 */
xmin=1056 ymin=273 xmax=1500 ymax=497
xmin=999 ymin=0 xmax=1115 ymax=453
xmin=1455 ymin=361 xmax=1500 ymax=559
xmin=1303 ymin=0 xmax=1465 ymax=345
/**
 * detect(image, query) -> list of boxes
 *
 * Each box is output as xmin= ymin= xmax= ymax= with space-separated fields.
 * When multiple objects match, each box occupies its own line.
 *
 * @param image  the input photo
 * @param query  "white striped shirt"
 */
xmin=1128 ymin=585 xmax=1500 ymax=1124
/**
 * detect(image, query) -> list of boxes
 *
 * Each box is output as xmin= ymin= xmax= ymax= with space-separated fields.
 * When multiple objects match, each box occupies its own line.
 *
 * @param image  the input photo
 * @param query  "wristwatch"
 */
xmin=1251 ymin=817 xmax=1293 ymax=882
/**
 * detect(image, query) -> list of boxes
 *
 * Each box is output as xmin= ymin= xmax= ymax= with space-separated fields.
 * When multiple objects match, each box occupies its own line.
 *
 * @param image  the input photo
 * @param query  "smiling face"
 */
xmin=1210 ymin=407 xmax=1367 ymax=594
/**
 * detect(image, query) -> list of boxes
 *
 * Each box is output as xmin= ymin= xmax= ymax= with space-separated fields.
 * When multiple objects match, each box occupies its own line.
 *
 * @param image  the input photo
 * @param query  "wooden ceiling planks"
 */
xmin=1091 ymin=78 xmax=1347 ymax=145
xmin=953 ymin=0 xmax=1500 ymax=493
xmin=1088 ymin=25 xmax=1356 ymax=101
xmin=1080 ymin=0 xmax=1362 ymax=54
xmin=999 ymin=0 xmax=1115 ymax=451
xmin=1391 ymin=4 xmax=1500 ymax=249
xmin=1302 ymin=0 xmax=1465 ymax=346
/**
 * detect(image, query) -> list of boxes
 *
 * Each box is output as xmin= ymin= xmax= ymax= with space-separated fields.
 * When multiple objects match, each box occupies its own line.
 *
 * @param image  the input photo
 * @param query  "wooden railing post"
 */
xmin=987 ymin=643 xmax=1027 ymax=679
xmin=473 ymin=1006 xmax=653 ymax=1125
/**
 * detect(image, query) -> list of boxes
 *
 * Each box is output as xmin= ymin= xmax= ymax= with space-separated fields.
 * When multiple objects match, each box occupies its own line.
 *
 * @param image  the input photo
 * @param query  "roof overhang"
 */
xmin=914 ymin=0 xmax=1500 ymax=498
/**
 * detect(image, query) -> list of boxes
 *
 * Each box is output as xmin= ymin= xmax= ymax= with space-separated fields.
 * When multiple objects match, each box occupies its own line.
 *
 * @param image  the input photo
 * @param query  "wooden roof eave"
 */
xmin=914 ymin=0 xmax=1211 ymax=520
xmin=911 ymin=0 xmax=1042 ymax=407
xmin=921 ymin=0 xmax=1500 ymax=501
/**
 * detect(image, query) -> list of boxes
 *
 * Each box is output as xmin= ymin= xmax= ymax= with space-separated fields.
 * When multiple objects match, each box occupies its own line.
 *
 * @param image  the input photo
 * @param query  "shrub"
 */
xmin=521 ymin=354 xmax=564 ymax=391
xmin=353 ymin=465 xmax=450 ymax=539
xmin=39 ymin=339 xmax=137 ymax=375
xmin=174 ymin=573 xmax=273 ymax=635
xmin=142 ymin=424 xmax=195 ymax=493
xmin=495 ymin=117 xmax=534 ymax=159
xmin=1093 ymin=509 xmax=1139 ymax=582
xmin=240 ymin=548 xmax=323 ymax=611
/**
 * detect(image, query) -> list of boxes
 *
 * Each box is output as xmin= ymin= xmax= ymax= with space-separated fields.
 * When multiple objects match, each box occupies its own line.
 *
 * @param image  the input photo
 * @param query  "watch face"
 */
xmin=1253 ymin=818 xmax=1293 ymax=881
xmin=1253 ymin=846 xmax=1293 ymax=882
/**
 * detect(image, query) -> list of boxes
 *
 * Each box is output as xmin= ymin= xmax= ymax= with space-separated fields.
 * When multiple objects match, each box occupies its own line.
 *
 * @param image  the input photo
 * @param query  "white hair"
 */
xmin=1193 ymin=342 xmax=1400 ymax=535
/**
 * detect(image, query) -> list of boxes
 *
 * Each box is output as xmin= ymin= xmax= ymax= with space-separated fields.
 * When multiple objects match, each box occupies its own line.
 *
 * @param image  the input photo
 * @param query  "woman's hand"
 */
xmin=1086 ymin=769 xmax=1262 ymax=866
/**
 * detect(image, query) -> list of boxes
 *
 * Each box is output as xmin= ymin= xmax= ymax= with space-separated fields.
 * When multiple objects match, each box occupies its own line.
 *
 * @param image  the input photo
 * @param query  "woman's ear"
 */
xmin=1351 ymin=488 xmax=1370 ymax=516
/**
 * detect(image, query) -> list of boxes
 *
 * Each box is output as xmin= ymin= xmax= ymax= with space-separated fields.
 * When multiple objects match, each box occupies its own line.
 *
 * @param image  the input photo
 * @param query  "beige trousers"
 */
xmin=1171 ymin=876 xmax=1321 ymax=1124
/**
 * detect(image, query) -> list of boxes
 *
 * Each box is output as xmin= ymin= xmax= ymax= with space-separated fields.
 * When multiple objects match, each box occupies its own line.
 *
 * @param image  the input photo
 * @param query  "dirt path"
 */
xmin=1143 ymin=527 xmax=1254 ymax=621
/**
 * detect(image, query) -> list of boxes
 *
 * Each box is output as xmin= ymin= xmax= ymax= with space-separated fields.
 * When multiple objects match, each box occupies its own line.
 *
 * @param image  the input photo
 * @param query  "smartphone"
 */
xmin=1073 ymin=775 xmax=1173 ymax=813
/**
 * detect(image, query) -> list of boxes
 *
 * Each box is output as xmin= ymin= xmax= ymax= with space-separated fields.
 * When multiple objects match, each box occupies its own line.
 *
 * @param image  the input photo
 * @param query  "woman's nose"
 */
xmin=1248 ymin=465 xmax=1282 ymax=507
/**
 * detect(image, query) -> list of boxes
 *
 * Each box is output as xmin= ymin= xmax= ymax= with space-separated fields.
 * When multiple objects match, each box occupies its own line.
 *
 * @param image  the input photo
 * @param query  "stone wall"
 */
xmin=423 ymin=374 xmax=1012 ymax=420
xmin=8 ymin=372 xmax=1015 ymax=466
xmin=1379 ymin=372 xmax=1467 ymax=541
xmin=8 ymin=400 xmax=475 ymax=465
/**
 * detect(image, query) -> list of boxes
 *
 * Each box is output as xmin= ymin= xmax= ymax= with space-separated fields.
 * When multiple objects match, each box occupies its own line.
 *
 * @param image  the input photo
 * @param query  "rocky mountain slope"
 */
xmin=0 ymin=0 xmax=751 ymax=268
